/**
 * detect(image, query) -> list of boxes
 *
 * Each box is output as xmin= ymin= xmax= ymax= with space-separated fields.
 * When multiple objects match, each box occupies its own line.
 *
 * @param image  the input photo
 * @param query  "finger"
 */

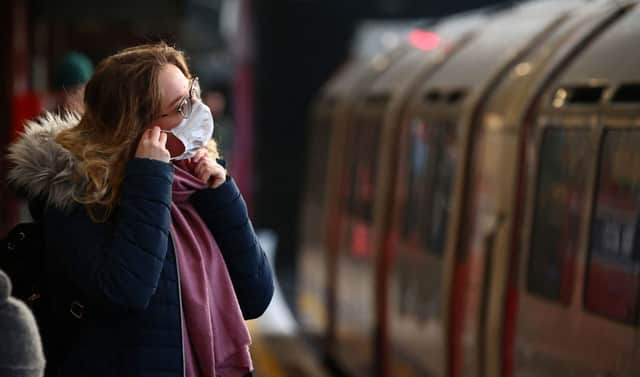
xmin=194 ymin=148 xmax=207 ymax=163
xmin=188 ymin=149 xmax=204 ymax=166
xmin=195 ymin=161 xmax=208 ymax=182
xmin=151 ymin=126 xmax=162 ymax=141
xmin=211 ymin=174 xmax=225 ymax=189
xmin=202 ymin=163 xmax=214 ymax=183
xmin=141 ymin=128 xmax=152 ymax=140
xmin=194 ymin=160 xmax=203 ymax=176
xmin=213 ymin=165 xmax=226 ymax=176
xmin=159 ymin=131 xmax=168 ymax=147
xmin=209 ymin=166 xmax=226 ymax=187
xmin=200 ymin=170 xmax=211 ymax=183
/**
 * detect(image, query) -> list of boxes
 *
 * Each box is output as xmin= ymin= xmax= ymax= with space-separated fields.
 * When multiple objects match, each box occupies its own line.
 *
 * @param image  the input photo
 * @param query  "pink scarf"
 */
xmin=169 ymin=162 xmax=253 ymax=377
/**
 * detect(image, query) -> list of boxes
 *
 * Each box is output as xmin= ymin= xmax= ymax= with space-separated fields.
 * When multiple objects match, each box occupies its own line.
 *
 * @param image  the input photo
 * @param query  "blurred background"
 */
xmin=7 ymin=1 xmax=640 ymax=377
xmin=0 ymin=0 xmax=507 ymax=318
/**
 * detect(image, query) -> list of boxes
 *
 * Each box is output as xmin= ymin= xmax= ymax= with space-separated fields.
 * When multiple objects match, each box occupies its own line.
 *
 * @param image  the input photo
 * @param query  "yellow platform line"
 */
xmin=248 ymin=321 xmax=288 ymax=377
xmin=299 ymin=291 xmax=327 ymax=328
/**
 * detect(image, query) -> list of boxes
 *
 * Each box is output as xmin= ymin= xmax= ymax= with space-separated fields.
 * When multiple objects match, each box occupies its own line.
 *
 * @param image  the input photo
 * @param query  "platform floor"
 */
xmin=249 ymin=231 xmax=332 ymax=377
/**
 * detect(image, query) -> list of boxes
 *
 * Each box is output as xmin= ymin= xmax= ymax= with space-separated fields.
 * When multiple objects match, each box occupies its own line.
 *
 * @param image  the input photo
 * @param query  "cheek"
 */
xmin=156 ymin=115 xmax=182 ymax=131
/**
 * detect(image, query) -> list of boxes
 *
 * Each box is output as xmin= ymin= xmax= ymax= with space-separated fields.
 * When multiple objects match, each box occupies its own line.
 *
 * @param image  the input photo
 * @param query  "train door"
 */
xmin=335 ymin=63 xmax=439 ymax=377
xmin=330 ymin=13 xmax=492 ymax=376
xmin=317 ymin=41 xmax=418 ymax=372
xmin=515 ymin=4 xmax=640 ymax=375
xmin=460 ymin=2 xmax=631 ymax=377
xmin=297 ymin=33 xmax=416 ymax=350
xmin=298 ymin=59 xmax=386 ymax=342
xmin=388 ymin=109 xmax=459 ymax=377
xmin=373 ymin=13 xmax=490 ymax=377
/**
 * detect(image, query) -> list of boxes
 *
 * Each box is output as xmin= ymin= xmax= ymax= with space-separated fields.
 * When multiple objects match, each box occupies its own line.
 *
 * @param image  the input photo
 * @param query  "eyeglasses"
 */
xmin=161 ymin=76 xmax=200 ymax=119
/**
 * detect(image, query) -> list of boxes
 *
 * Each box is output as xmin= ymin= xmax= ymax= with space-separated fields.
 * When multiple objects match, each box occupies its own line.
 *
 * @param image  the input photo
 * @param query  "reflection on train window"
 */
xmin=402 ymin=120 xmax=427 ymax=244
xmin=401 ymin=119 xmax=457 ymax=256
xmin=347 ymin=118 xmax=382 ymax=222
xmin=528 ymin=128 xmax=590 ymax=305
xmin=343 ymin=118 xmax=383 ymax=256
xmin=586 ymin=130 xmax=640 ymax=325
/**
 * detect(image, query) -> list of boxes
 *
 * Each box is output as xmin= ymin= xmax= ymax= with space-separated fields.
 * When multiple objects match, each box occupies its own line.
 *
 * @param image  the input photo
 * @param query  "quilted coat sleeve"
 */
xmin=191 ymin=176 xmax=274 ymax=319
xmin=44 ymin=158 xmax=174 ymax=313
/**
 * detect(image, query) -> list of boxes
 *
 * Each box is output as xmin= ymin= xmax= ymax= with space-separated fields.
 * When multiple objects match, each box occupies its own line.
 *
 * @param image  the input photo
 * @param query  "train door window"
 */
xmin=402 ymin=119 xmax=429 ymax=246
xmin=422 ymin=122 xmax=457 ymax=256
xmin=585 ymin=130 xmax=640 ymax=325
xmin=345 ymin=116 xmax=383 ymax=256
xmin=527 ymin=128 xmax=590 ymax=305
xmin=348 ymin=118 xmax=382 ymax=221
xmin=400 ymin=118 xmax=457 ymax=256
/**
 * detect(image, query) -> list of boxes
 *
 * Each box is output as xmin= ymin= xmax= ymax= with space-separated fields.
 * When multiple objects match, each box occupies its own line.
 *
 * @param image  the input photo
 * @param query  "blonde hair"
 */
xmin=56 ymin=42 xmax=218 ymax=222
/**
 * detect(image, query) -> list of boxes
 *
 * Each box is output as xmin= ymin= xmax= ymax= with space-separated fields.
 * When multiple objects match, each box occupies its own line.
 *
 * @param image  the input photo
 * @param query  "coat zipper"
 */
xmin=171 ymin=232 xmax=187 ymax=377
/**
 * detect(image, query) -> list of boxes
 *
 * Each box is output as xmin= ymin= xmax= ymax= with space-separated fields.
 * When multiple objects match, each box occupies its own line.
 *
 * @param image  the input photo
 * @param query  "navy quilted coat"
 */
xmin=7 ymin=115 xmax=274 ymax=377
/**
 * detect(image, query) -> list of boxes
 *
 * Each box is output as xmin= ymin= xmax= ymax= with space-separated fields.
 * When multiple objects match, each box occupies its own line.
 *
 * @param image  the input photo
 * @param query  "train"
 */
xmin=295 ymin=0 xmax=640 ymax=376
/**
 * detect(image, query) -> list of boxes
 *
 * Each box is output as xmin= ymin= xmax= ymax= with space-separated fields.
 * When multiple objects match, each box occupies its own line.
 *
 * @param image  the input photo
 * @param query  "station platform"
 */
xmin=249 ymin=231 xmax=332 ymax=377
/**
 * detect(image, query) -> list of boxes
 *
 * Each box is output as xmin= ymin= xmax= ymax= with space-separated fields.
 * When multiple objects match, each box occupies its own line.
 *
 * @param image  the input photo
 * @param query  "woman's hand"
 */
xmin=188 ymin=149 xmax=227 ymax=188
xmin=135 ymin=126 xmax=171 ymax=163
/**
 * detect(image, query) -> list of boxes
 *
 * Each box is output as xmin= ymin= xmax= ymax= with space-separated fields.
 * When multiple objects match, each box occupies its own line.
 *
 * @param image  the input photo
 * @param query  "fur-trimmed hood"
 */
xmin=7 ymin=113 xmax=85 ymax=212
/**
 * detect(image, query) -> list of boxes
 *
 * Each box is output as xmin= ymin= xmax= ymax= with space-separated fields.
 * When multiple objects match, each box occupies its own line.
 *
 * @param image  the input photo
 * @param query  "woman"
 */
xmin=7 ymin=43 xmax=274 ymax=377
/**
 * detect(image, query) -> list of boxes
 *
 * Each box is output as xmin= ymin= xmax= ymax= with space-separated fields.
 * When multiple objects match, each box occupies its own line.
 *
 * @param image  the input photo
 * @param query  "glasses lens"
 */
xmin=179 ymin=77 xmax=199 ymax=119
xmin=178 ymin=97 xmax=189 ymax=119
xmin=183 ymin=98 xmax=193 ymax=119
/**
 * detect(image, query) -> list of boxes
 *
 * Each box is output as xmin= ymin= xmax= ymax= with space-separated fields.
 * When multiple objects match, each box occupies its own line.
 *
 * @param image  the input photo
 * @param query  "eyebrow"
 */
xmin=169 ymin=94 xmax=184 ymax=108
xmin=163 ymin=93 xmax=186 ymax=114
xmin=162 ymin=79 xmax=191 ymax=114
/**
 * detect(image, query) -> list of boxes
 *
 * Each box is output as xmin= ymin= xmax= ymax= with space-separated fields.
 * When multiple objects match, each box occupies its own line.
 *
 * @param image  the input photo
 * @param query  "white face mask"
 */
xmin=163 ymin=100 xmax=215 ymax=160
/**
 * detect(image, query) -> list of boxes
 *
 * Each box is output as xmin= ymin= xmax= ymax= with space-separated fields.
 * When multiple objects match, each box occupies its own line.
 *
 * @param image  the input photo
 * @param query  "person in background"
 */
xmin=7 ymin=42 xmax=273 ymax=377
xmin=50 ymin=51 xmax=93 ymax=114
xmin=0 ymin=269 xmax=46 ymax=377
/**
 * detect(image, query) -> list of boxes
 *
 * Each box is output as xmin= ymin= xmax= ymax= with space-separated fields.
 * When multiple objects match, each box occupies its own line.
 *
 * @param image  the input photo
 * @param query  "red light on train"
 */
xmin=409 ymin=30 xmax=441 ymax=51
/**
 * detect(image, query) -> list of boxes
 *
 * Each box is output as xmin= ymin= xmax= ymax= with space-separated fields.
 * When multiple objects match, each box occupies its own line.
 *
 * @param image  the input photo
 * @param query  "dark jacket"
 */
xmin=7 ymin=114 xmax=274 ymax=377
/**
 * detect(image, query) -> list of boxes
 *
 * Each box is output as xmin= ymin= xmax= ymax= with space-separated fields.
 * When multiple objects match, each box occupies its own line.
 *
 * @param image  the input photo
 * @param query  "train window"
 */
xmin=401 ymin=119 xmax=457 ymax=256
xmin=424 ymin=89 xmax=442 ymax=103
xmin=347 ymin=117 xmax=383 ymax=223
xmin=611 ymin=83 xmax=640 ymax=104
xmin=527 ymin=128 xmax=590 ymax=305
xmin=402 ymin=119 xmax=428 ymax=245
xmin=567 ymin=86 xmax=605 ymax=104
xmin=366 ymin=93 xmax=390 ymax=104
xmin=585 ymin=130 xmax=640 ymax=325
xmin=552 ymin=86 xmax=606 ymax=108
xmin=446 ymin=89 xmax=467 ymax=104
xmin=342 ymin=116 xmax=383 ymax=256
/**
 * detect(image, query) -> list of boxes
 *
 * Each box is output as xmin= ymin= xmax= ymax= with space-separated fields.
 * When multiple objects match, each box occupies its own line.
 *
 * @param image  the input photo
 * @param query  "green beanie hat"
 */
xmin=53 ymin=51 xmax=93 ymax=90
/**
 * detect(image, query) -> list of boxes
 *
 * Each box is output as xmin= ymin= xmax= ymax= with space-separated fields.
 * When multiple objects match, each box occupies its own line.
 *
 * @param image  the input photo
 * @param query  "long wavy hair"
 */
xmin=56 ymin=42 xmax=218 ymax=222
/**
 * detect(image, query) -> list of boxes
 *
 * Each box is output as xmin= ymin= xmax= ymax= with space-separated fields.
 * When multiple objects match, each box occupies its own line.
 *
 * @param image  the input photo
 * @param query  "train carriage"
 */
xmin=297 ymin=1 xmax=640 ymax=376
